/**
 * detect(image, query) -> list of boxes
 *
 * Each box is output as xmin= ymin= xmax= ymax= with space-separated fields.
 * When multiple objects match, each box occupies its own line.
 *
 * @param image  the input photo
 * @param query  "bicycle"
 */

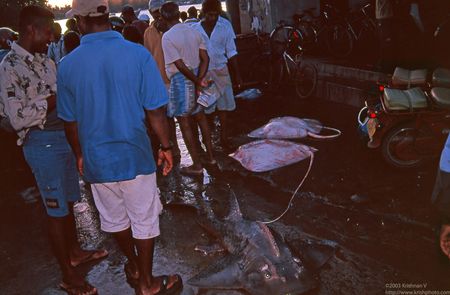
xmin=274 ymin=4 xmax=378 ymax=59
xmin=268 ymin=23 xmax=318 ymax=99
xmin=323 ymin=3 xmax=378 ymax=58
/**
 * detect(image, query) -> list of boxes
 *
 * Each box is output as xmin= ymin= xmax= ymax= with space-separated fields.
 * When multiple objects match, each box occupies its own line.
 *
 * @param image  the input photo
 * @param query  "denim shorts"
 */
xmin=23 ymin=130 xmax=80 ymax=217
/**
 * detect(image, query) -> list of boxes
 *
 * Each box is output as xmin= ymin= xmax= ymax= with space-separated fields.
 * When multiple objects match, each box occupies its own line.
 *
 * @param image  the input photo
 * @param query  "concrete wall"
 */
xmin=270 ymin=0 xmax=320 ymax=25
xmin=237 ymin=0 xmax=371 ymax=34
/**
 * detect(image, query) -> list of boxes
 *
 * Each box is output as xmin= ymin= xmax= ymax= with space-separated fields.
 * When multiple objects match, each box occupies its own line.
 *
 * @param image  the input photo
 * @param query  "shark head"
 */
xmin=237 ymin=223 xmax=319 ymax=295
xmin=189 ymin=222 xmax=319 ymax=295
xmin=189 ymin=188 xmax=333 ymax=294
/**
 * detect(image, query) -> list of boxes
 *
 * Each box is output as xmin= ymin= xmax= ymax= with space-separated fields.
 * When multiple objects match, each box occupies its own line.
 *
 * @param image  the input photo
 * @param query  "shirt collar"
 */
xmin=195 ymin=20 xmax=224 ymax=38
xmin=81 ymin=30 xmax=123 ymax=45
xmin=11 ymin=42 xmax=36 ymax=62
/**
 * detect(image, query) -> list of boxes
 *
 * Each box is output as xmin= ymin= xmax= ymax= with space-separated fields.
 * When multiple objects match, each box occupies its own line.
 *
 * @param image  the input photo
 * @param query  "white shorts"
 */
xmin=90 ymin=173 xmax=163 ymax=239
xmin=204 ymin=84 xmax=236 ymax=114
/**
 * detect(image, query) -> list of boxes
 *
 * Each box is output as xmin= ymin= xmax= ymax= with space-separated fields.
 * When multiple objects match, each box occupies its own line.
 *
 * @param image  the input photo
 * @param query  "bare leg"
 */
xmin=133 ymin=237 xmax=181 ymax=295
xmin=134 ymin=238 xmax=155 ymax=294
xmin=194 ymin=112 xmax=215 ymax=163
xmin=218 ymin=111 xmax=229 ymax=146
xmin=112 ymin=228 xmax=139 ymax=279
xmin=177 ymin=116 xmax=202 ymax=170
xmin=65 ymin=203 xmax=82 ymax=253
xmin=167 ymin=117 xmax=181 ymax=156
xmin=48 ymin=215 xmax=96 ymax=294
xmin=191 ymin=121 xmax=204 ymax=155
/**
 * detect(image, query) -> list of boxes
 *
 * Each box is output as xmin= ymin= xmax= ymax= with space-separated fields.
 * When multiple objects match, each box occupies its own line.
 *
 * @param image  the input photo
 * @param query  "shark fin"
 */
xmin=256 ymin=222 xmax=281 ymax=257
xmin=188 ymin=255 xmax=243 ymax=289
xmin=225 ymin=186 xmax=243 ymax=222
xmin=288 ymin=239 xmax=336 ymax=271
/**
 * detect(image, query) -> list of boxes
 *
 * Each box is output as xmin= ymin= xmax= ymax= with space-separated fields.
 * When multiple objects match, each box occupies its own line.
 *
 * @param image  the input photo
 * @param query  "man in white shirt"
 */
xmin=193 ymin=0 xmax=242 ymax=150
xmin=161 ymin=1 xmax=216 ymax=175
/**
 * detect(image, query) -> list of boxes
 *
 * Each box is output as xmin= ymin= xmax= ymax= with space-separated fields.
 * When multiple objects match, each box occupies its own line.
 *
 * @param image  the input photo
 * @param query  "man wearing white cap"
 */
xmin=59 ymin=0 xmax=182 ymax=294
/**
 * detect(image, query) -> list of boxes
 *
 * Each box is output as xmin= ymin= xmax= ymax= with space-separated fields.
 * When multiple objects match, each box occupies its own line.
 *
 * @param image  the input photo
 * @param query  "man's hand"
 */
xmin=195 ymin=78 xmax=208 ymax=97
xmin=145 ymin=107 xmax=172 ymax=175
xmin=440 ymin=224 xmax=450 ymax=259
xmin=157 ymin=149 xmax=173 ymax=176
xmin=64 ymin=121 xmax=83 ymax=177
xmin=76 ymin=156 xmax=84 ymax=176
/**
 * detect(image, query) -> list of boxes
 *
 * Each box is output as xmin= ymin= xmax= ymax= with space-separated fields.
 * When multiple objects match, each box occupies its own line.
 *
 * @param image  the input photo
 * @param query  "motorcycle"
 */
xmin=358 ymin=67 xmax=450 ymax=168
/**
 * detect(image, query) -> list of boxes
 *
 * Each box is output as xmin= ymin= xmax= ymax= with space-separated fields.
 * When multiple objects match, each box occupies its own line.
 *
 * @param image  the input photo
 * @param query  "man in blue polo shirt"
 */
xmin=58 ymin=0 xmax=182 ymax=294
xmin=433 ymin=135 xmax=450 ymax=260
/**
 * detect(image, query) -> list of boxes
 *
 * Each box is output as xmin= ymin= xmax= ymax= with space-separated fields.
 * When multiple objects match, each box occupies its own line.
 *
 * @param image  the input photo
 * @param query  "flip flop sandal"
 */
xmin=154 ymin=274 xmax=183 ymax=295
xmin=59 ymin=281 xmax=98 ymax=295
xmin=71 ymin=249 xmax=109 ymax=267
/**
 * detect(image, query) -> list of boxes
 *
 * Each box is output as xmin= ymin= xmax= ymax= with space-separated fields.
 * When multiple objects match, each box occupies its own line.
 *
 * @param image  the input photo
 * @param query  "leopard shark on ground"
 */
xmin=187 ymin=189 xmax=336 ymax=295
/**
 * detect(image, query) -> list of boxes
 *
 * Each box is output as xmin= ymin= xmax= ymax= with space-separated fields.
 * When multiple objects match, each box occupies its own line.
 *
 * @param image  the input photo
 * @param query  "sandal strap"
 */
xmin=154 ymin=274 xmax=182 ymax=295
xmin=161 ymin=275 xmax=169 ymax=290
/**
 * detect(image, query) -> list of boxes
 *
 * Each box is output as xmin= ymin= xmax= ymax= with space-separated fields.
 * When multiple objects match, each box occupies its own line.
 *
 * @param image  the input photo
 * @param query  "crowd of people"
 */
xmin=1 ymin=0 xmax=450 ymax=294
xmin=0 ymin=0 xmax=241 ymax=294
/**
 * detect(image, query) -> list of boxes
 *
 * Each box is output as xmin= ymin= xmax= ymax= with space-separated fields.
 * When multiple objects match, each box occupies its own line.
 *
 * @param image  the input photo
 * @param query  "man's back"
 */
xmin=57 ymin=30 xmax=168 ymax=183
xmin=162 ymin=23 xmax=205 ymax=78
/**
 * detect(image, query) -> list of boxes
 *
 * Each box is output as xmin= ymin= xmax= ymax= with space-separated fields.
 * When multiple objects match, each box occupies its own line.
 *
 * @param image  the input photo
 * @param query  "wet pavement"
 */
xmin=1 ymin=90 xmax=450 ymax=295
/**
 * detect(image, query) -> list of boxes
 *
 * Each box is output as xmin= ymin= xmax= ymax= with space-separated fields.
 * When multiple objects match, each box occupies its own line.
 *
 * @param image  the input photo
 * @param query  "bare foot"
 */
xmin=135 ymin=275 xmax=182 ymax=295
xmin=60 ymin=270 xmax=97 ymax=295
xmin=70 ymin=248 xmax=109 ymax=267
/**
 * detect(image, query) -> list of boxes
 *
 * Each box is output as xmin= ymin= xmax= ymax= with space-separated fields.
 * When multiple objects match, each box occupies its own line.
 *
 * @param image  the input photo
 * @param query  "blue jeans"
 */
xmin=23 ymin=130 xmax=80 ymax=217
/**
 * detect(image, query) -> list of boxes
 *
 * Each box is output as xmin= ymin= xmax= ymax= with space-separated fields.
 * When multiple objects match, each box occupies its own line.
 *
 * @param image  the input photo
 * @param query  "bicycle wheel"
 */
xmin=325 ymin=23 xmax=353 ymax=58
xmin=381 ymin=122 xmax=429 ymax=168
xmin=294 ymin=62 xmax=317 ymax=99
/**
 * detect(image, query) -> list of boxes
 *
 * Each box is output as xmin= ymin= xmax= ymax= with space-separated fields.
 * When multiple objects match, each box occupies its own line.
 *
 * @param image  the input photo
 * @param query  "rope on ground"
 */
xmin=258 ymin=151 xmax=315 ymax=224
xmin=308 ymin=126 xmax=342 ymax=139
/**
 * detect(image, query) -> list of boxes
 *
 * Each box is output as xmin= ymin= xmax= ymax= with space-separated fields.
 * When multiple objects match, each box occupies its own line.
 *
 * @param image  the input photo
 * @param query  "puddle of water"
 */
xmin=175 ymin=119 xmax=193 ymax=167
xmin=74 ymin=180 xmax=106 ymax=248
